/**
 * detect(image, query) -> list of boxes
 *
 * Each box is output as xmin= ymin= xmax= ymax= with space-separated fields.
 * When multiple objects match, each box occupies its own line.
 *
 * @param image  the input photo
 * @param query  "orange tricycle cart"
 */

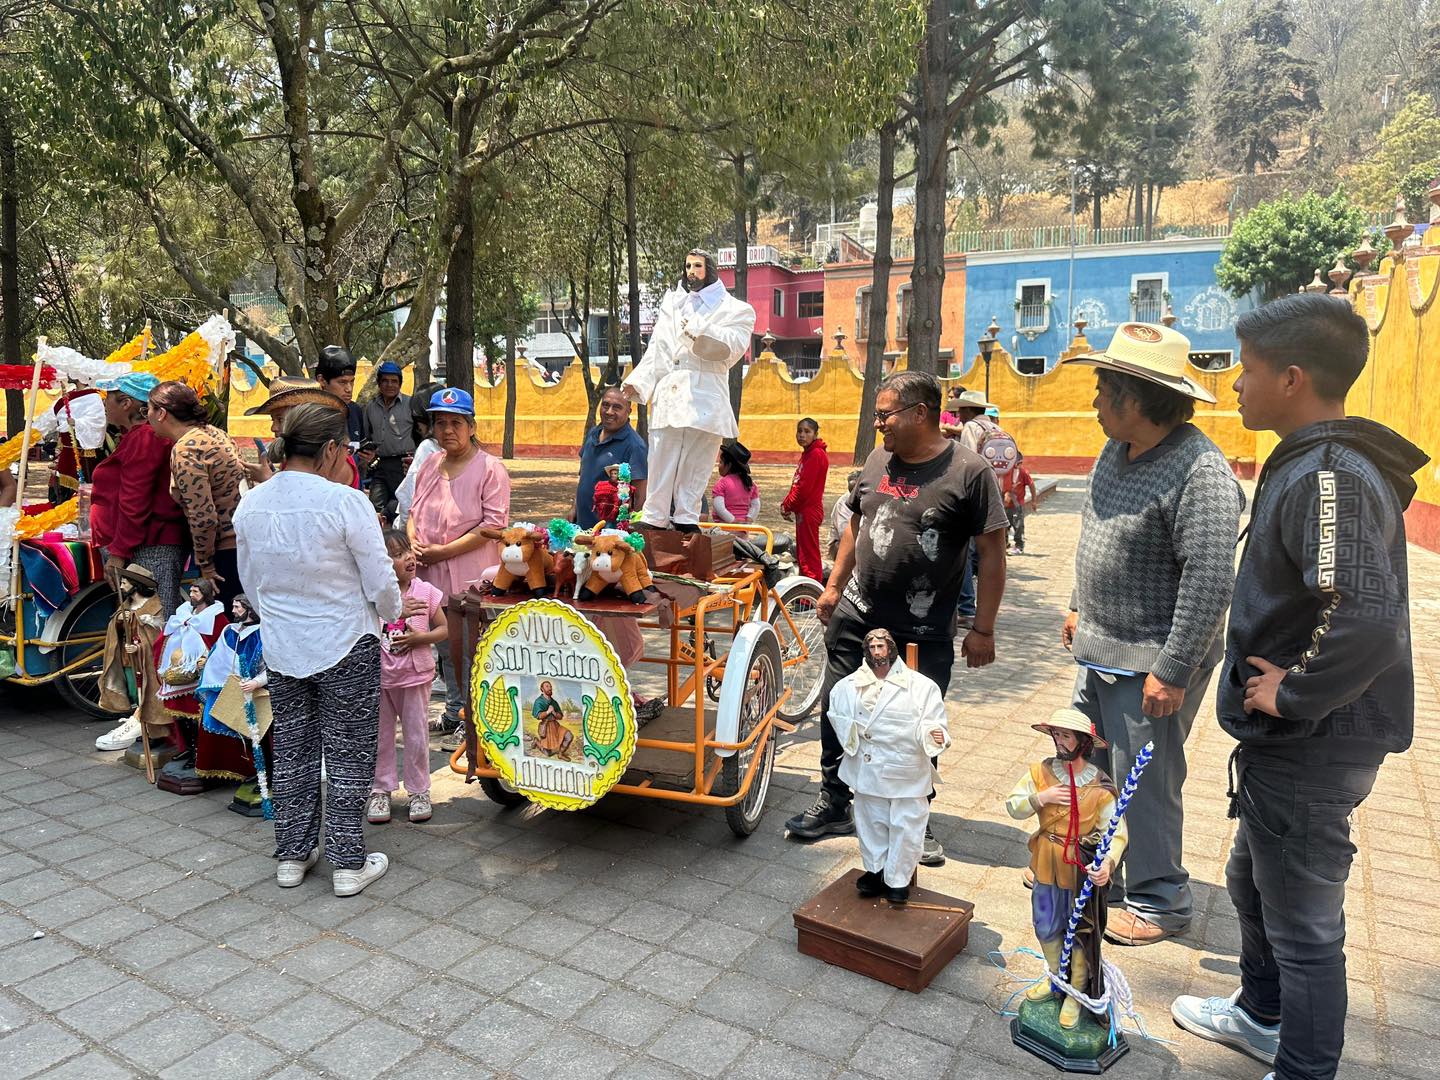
xmin=448 ymin=525 xmax=826 ymax=835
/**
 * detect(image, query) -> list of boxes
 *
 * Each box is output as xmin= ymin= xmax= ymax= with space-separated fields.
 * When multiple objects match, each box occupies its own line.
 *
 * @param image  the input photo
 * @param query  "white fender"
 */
xmin=714 ymin=621 xmax=781 ymax=758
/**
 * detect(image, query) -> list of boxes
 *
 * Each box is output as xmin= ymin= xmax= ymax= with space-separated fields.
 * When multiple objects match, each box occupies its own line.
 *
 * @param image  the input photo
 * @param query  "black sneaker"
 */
xmin=855 ymin=870 xmax=884 ymax=897
xmin=887 ymin=885 xmax=910 ymax=904
xmin=784 ymin=795 xmax=855 ymax=839
xmin=920 ymin=825 xmax=945 ymax=866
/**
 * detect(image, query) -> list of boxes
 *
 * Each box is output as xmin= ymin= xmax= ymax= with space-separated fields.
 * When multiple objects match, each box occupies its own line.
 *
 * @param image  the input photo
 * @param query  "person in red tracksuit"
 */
xmin=781 ymin=417 xmax=829 ymax=581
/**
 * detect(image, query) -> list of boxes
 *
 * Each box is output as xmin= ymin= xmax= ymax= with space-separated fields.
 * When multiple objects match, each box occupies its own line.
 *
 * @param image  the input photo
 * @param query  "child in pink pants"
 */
xmin=368 ymin=530 xmax=448 ymax=824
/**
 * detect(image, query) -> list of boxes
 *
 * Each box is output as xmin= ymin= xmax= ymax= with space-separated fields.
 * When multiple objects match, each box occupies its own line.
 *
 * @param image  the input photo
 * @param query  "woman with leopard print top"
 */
xmin=148 ymin=381 xmax=246 ymax=606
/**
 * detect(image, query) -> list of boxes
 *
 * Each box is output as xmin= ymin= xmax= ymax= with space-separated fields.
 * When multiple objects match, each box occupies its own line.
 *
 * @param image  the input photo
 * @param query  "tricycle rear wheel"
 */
xmin=720 ymin=629 xmax=781 ymax=836
xmin=54 ymin=584 xmax=125 ymax=720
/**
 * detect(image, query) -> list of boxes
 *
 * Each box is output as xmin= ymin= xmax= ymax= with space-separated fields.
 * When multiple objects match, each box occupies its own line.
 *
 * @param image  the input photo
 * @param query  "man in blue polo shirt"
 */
xmin=576 ymin=386 xmax=648 ymax=528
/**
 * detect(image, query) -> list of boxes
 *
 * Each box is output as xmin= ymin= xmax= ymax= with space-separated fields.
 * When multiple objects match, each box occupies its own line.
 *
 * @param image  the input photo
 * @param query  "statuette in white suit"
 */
xmin=622 ymin=249 xmax=756 ymax=530
xmin=827 ymin=629 xmax=950 ymax=904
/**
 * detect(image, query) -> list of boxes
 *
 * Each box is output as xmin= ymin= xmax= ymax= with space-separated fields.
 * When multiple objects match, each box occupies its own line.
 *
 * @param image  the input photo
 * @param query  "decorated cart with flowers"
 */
xmin=446 ymin=480 xmax=827 ymax=836
xmin=1 ymin=318 xmax=233 ymax=715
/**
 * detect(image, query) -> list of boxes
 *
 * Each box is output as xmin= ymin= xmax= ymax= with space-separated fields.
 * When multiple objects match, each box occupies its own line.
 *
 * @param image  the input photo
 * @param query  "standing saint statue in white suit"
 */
xmin=827 ymin=629 xmax=951 ymax=904
xmin=622 ymin=249 xmax=757 ymax=531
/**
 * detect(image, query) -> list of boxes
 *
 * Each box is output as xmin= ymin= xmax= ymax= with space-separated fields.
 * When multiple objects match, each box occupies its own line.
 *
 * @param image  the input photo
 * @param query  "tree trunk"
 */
xmin=1133 ymin=180 xmax=1144 ymax=229
xmin=1091 ymin=191 xmax=1102 ymax=233
xmin=908 ymin=0 xmax=949 ymax=376
xmin=623 ymin=144 xmax=643 ymax=388
xmin=729 ymin=152 xmax=749 ymax=417
xmin=1144 ymin=181 xmax=1155 ymax=241
xmin=441 ymin=192 xmax=475 ymax=396
xmin=502 ymin=329 xmax=517 ymax=459
xmin=855 ymin=120 xmax=898 ymax=466
xmin=0 ymin=110 xmax=23 ymax=437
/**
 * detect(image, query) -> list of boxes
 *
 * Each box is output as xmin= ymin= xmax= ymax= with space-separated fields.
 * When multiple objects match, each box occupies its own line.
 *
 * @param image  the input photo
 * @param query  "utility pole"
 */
xmin=1066 ymin=161 xmax=1077 ymax=331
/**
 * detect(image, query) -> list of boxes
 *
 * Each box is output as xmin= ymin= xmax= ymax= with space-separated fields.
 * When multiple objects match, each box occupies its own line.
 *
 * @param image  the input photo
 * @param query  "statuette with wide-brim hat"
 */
xmin=1032 ymin=707 xmax=1108 ymax=750
xmin=1060 ymin=322 xmax=1216 ymax=404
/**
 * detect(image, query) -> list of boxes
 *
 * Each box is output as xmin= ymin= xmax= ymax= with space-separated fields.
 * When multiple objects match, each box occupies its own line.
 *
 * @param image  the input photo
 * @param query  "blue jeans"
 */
xmin=1230 ymin=750 xmax=1378 ymax=1080
xmin=956 ymin=541 xmax=978 ymax=619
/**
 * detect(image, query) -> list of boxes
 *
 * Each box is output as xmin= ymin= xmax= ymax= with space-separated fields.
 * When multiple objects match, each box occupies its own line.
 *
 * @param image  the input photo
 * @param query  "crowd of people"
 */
xmin=10 ymin=249 xmax=1425 ymax=1080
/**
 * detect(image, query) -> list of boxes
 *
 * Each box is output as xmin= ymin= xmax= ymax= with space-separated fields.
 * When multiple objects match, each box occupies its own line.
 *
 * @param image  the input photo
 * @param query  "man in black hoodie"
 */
xmin=1170 ymin=294 xmax=1429 ymax=1080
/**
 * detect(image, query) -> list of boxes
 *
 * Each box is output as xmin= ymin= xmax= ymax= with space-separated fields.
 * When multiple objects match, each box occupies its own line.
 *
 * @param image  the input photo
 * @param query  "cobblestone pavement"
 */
xmin=3 ymin=480 xmax=1438 ymax=1080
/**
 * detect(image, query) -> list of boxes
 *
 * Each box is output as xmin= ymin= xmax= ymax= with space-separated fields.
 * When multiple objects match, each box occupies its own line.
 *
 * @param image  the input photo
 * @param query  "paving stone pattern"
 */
xmin=2 ymin=480 xmax=1438 ymax=1079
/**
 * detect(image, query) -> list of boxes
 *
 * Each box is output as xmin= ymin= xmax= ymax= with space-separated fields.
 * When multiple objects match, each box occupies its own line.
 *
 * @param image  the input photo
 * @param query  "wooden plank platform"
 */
xmin=794 ymin=868 xmax=974 ymax=993
xmin=622 ymin=705 xmax=712 ymax=789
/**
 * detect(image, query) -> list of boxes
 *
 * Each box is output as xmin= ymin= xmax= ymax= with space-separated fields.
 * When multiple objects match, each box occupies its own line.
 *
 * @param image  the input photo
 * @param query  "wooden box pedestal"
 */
xmin=793 ymin=869 xmax=974 ymax=992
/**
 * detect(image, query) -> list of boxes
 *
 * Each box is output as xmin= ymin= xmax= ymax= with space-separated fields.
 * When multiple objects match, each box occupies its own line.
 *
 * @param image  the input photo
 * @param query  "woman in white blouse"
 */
xmin=234 ymin=403 xmax=406 ymax=898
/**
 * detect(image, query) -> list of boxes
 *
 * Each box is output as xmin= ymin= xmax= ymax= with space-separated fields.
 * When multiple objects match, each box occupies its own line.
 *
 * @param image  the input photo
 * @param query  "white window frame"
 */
xmin=1015 ymin=278 xmax=1051 ymax=337
xmin=896 ymin=283 xmax=912 ymax=342
xmin=1130 ymin=272 xmax=1169 ymax=323
xmin=772 ymin=288 xmax=785 ymax=318
xmin=855 ymin=286 xmax=872 ymax=341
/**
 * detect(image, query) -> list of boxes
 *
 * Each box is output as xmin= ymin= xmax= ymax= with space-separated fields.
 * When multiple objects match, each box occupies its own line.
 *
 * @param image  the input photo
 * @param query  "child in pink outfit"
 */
xmin=369 ymin=530 xmax=449 ymax=824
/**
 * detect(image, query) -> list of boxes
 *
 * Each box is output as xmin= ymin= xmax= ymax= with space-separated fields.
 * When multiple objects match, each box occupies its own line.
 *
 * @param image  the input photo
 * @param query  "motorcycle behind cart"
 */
xmin=448 ymin=524 xmax=826 ymax=836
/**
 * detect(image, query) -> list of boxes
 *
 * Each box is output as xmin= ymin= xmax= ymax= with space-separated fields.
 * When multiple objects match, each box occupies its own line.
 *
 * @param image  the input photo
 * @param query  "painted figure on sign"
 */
xmin=826 ymin=629 xmax=950 ymax=905
xmin=1006 ymin=708 xmax=1128 ymax=1029
xmin=532 ymin=680 xmax=573 ymax=758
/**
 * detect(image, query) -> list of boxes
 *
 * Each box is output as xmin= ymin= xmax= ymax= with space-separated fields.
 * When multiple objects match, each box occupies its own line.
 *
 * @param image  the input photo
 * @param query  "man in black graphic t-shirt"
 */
xmin=785 ymin=371 xmax=1008 ymax=862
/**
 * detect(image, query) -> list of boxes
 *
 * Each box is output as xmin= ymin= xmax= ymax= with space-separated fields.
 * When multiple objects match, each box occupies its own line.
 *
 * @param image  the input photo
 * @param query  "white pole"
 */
xmin=1066 ymin=163 xmax=1077 ymax=332
xmin=9 ymin=337 xmax=46 ymax=603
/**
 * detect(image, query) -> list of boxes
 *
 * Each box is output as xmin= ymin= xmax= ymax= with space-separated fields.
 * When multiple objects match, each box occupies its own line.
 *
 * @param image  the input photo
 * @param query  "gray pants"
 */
xmin=1071 ymin=663 xmax=1215 ymax=931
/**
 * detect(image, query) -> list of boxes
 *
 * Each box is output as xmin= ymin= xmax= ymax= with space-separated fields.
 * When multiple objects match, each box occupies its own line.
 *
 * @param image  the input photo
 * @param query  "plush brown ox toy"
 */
xmin=479 ymin=524 xmax=554 ymax=596
xmin=574 ymin=531 xmax=654 ymax=603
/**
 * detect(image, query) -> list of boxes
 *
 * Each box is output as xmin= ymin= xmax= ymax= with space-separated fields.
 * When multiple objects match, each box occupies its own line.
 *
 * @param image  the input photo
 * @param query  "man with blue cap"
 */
xmin=361 ymin=360 xmax=415 ymax=519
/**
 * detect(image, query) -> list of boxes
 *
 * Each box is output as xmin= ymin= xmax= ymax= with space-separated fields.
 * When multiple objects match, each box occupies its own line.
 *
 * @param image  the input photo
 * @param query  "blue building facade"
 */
xmin=961 ymin=239 xmax=1252 ymax=372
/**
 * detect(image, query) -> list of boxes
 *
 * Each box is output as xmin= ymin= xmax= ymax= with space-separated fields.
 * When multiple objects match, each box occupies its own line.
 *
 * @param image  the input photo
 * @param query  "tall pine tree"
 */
xmin=1212 ymin=0 xmax=1320 ymax=174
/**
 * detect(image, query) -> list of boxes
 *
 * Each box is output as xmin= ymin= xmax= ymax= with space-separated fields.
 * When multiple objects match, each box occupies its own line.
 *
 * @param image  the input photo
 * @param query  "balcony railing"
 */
xmin=1132 ymin=298 xmax=1165 ymax=323
xmin=1017 ymin=301 xmax=1049 ymax=330
xmin=859 ymin=221 xmax=1233 ymax=260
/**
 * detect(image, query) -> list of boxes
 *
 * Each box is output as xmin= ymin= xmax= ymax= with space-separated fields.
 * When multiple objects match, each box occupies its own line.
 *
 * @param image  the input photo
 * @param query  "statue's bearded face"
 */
xmin=863 ymin=631 xmax=898 ymax=672
xmin=682 ymin=251 xmax=717 ymax=292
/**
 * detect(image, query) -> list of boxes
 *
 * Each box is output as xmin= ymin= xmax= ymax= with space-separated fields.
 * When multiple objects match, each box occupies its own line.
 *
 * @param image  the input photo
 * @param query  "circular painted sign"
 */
xmin=469 ymin=599 xmax=636 ymax=810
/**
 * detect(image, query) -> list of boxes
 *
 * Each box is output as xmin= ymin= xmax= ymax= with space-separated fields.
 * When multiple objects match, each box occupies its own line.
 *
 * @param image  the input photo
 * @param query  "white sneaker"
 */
xmin=1170 ymin=988 xmax=1279 ymax=1065
xmin=96 ymin=714 xmax=141 ymax=751
xmin=333 ymin=852 xmax=388 ymax=897
xmin=276 ymin=847 xmax=321 ymax=888
xmin=408 ymin=792 xmax=432 ymax=823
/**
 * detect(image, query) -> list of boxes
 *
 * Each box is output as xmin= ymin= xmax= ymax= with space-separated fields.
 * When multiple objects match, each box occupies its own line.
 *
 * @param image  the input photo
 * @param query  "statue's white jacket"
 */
xmin=623 ymin=280 xmax=756 ymax=438
xmin=828 ymin=660 xmax=951 ymax=799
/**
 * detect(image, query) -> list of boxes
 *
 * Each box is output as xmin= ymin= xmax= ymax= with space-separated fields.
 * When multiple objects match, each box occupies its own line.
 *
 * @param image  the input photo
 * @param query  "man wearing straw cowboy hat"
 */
xmin=241 ymin=376 xmax=355 ymax=486
xmin=1059 ymin=322 xmax=1243 ymax=947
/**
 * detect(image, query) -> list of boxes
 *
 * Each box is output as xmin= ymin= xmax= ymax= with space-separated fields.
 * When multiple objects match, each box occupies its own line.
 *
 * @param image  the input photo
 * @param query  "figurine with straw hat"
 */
xmin=1006 ymin=709 xmax=1129 ymax=1032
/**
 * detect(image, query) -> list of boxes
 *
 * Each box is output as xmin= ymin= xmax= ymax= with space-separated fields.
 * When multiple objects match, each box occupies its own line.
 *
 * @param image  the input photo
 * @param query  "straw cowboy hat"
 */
xmin=949 ymin=388 xmax=996 ymax=411
xmin=1060 ymin=322 xmax=1216 ymax=404
xmin=1032 ymin=707 xmax=1108 ymax=750
xmin=244 ymin=375 xmax=347 ymax=417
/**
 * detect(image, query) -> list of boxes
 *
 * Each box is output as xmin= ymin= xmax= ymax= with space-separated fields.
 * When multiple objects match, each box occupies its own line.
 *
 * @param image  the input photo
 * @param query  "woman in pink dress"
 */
xmin=405 ymin=388 xmax=510 ymax=746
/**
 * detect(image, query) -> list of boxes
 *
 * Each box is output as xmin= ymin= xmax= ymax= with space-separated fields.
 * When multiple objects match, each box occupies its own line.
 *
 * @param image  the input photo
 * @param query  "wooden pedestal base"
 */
xmin=793 ymin=868 xmax=974 ymax=992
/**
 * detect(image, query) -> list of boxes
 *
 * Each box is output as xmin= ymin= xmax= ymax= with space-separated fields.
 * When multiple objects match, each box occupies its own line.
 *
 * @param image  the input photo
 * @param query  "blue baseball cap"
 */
xmin=375 ymin=361 xmax=403 ymax=378
xmin=96 ymin=371 xmax=160 ymax=401
xmin=428 ymin=387 xmax=474 ymax=416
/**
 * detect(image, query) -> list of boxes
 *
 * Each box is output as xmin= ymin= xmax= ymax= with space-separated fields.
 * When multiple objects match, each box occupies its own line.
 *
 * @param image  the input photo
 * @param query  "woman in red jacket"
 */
xmin=780 ymin=417 xmax=829 ymax=581
xmin=91 ymin=372 xmax=189 ymax=617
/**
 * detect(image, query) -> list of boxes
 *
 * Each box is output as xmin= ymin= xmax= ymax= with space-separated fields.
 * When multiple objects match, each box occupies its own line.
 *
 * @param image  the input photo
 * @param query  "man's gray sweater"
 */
xmin=1071 ymin=423 xmax=1244 ymax=686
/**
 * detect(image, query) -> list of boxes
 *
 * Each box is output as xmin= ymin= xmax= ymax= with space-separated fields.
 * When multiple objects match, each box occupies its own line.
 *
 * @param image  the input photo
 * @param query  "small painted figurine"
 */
xmin=827 ymin=629 xmax=949 ymax=904
xmin=1006 ymin=708 xmax=1128 ymax=1029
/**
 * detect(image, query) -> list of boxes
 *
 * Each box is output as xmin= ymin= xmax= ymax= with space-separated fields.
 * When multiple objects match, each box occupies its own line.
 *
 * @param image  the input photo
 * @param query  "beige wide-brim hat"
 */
xmin=1031 ymin=707 xmax=1108 ymax=750
xmin=1060 ymin=322 xmax=1216 ymax=404
xmin=949 ymin=388 xmax=995 ymax=411
xmin=244 ymin=376 xmax=347 ymax=416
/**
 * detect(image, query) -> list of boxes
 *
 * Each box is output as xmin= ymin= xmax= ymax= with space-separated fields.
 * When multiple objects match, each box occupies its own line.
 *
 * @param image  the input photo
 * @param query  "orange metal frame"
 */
xmin=2 ymin=586 xmax=107 ymax=687
xmin=448 ymin=524 xmax=809 ymax=808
